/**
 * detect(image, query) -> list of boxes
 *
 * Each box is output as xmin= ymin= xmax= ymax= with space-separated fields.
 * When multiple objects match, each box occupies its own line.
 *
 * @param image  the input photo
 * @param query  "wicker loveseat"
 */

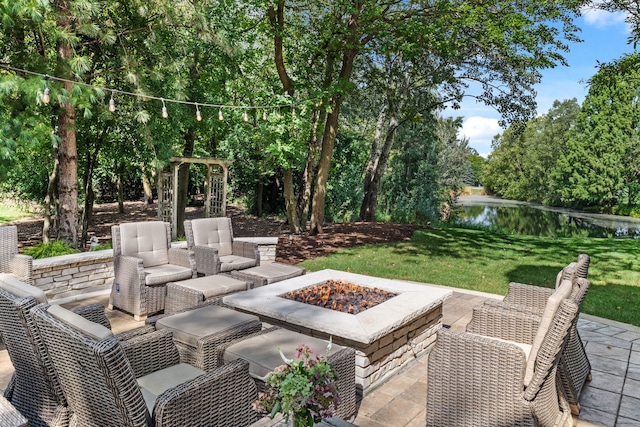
xmin=110 ymin=221 xmax=196 ymax=320
xmin=184 ymin=218 xmax=259 ymax=276
xmin=31 ymin=303 xmax=260 ymax=427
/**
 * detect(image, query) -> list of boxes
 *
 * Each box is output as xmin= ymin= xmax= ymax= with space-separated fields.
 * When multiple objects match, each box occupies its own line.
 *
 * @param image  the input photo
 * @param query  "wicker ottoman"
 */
xmin=229 ymin=262 xmax=306 ymax=289
xmin=218 ymin=327 xmax=356 ymax=420
xmin=165 ymin=275 xmax=249 ymax=314
xmin=155 ymin=305 xmax=262 ymax=372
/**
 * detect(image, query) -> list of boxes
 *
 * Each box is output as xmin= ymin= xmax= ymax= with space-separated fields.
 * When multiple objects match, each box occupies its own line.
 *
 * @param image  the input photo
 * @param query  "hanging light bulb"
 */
xmin=262 ymin=110 xmax=267 ymax=120
xmin=161 ymin=98 xmax=168 ymax=118
xmin=108 ymin=91 xmax=116 ymax=112
xmin=291 ymin=106 xmax=296 ymax=117
xmin=218 ymin=108 xmax=224 ymax=120
xmin=277 ymin=108 xmax=282 ymax=118
xmin=42 ymin=75 xmax=50 ymax=104
xmin=243 ymin=110 xmax=249 ymax=122
xmin=196 ymin=104 xmax=202 ymax=121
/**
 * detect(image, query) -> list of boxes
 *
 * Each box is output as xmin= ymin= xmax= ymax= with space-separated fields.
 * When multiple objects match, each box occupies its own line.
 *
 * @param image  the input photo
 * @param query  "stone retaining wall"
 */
xmin=33 ymin=237 xmax=279 ymax=300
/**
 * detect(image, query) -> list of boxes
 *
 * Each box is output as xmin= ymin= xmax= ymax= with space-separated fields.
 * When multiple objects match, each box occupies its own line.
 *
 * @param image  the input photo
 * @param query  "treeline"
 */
xmin=485 ymin=53 xmax=640 ymax=216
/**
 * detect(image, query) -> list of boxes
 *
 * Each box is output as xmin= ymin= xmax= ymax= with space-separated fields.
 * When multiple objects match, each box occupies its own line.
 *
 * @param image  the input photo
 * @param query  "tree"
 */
xmin=554 ymin=54 xmax=640 ymax=209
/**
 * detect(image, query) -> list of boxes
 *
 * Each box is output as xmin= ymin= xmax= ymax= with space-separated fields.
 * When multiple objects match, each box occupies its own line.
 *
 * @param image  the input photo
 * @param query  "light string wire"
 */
xmin=0 ymin=64 xmax=312 ymax=111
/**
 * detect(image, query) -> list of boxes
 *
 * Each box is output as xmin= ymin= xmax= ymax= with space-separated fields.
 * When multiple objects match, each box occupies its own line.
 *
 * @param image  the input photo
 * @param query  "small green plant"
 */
xmin=24 ymin=241 xmax=80 ymax=259
xmin=90 ymin=242 xmax=112 ymax=251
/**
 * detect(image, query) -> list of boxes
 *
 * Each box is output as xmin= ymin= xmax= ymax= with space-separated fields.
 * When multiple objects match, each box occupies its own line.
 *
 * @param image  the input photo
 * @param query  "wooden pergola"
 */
xmin=158 ymin=157 xmax=233 ymax=238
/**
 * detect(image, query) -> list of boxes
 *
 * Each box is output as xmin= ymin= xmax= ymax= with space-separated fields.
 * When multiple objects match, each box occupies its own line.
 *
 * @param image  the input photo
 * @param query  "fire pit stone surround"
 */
xmin=223 ymin=269 xmax=452 ymax=393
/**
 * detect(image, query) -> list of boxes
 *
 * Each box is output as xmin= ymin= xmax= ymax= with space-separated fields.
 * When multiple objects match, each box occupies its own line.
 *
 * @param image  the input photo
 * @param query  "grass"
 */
xmin=300 ymin=227 xmax=640 ymax=327
xmin=0 ymin=202 xmax=35 ymax=223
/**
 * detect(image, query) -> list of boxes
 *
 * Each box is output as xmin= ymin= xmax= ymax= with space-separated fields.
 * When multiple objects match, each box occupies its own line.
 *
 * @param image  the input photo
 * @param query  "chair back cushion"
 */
xmin=0 ymin=273 xmax=46 ymax=304
xmin=190 ymin=218 xmax=233 ymax=256
xmin=119 ymin=222 xmax=170 ymax=267
xmin=524 ymin=278 xmax=573 ymax=385
xmin=47 ymin=304 xmax=113 ymax=340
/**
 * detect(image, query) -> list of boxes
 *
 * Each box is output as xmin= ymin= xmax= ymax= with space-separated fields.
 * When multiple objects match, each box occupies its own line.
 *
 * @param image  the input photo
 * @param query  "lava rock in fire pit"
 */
xmin=282 ymin=279 xmax=397 ymax=314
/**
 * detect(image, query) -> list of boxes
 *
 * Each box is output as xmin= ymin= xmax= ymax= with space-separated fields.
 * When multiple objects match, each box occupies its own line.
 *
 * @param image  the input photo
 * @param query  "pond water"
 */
xmin=453 ymin=196 xmax=640 ymax=239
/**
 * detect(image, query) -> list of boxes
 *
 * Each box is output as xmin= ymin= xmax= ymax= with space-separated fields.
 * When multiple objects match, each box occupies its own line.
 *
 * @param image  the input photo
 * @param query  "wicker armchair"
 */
xmin=427 ymin=299 xmax=579 ymax=427
xmin=0 ymin=273 xmax=153 ymax=427
xmin=480 ymin=254 xmax=591 ymax=414
xmin=110 ymin=221 xmax=196 ymax=320
xmin=184 ymin=218 xmax=259 ymax=276
xmin=0 ymin=226 xmax=32 ymax=285
xmin=31 ymin=303 xmax=260 ymax=427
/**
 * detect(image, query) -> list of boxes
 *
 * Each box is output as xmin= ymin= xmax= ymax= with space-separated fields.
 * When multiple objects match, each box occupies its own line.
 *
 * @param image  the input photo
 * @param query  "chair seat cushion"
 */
xmin=144 ymin=264 xmax=193 ymax=285
xmin=219 ymin=255 xmax=257 ymax=272
xmin=223 ymin=329 xmax=344 ymax=381
xmin=137 ymin=363 xmax=205 ymax=413
xmin=156 ymin=305 xmax=260 ymax=348
xmin=173 ymin=276 xmax=247 ymax=299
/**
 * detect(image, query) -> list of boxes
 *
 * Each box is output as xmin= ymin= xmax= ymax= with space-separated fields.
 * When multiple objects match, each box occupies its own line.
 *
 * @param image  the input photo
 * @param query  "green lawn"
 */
xmin=300 ymin=227 xmax=640 ymax=326
xmin=0 ymin=203 xmax=35 ymax=223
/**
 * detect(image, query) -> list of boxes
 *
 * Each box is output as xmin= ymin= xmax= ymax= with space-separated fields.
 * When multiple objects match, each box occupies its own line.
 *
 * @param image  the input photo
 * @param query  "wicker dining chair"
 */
xmin=427 ymin=298 xmax=579 ymax=427
xmin=0 ymin=273 xmax=153 ymax=427
xmin=110 ymin=221 xmax=196 ymax=320
xmin=478 ymin=254 xmax=591 ymax=414
xmin=31 ymin=303 xmax=259 ymax=427
xmin=184 ymin=218 xmax=259 ymax=276
xmin=0 ymin=226 xmax=32 ymax=285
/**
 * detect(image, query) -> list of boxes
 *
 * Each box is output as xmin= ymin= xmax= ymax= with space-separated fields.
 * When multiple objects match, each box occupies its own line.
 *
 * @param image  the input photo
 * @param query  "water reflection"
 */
xmin=452 ymin=200 xmax=640 ymax=239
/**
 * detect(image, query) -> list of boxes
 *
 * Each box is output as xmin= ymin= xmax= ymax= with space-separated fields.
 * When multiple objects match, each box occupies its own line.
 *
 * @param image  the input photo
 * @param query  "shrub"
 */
xmin=24 ymin=241 xmax=80 ymax=259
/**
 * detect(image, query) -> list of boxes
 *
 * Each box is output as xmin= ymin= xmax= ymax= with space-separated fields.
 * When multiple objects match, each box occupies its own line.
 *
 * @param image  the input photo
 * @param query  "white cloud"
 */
xmin=459 ymin=116 xmax=502 ymax=158
xmin=581 ymin=6 xmax=627 ymax=29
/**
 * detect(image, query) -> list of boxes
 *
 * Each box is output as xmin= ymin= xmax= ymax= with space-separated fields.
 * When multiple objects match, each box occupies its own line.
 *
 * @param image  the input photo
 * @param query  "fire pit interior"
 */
xmin=281 ymin=279 xmax=397 ymax=314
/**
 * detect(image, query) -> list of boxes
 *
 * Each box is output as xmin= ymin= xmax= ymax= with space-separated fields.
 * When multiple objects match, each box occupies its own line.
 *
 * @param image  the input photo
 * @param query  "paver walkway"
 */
xmin=0 ymin=286 xmax=637 ymax=426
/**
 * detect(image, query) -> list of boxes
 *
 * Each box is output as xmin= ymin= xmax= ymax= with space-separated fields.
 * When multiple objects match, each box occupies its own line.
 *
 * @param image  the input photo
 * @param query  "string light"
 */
xmin=42 ymin=75 xmax=50 ymax=104
xmin=291 ymin=106 xmax=296 ymax=117
xmin=196 ymin=104 xmax=202 ymax=121
xmin=161 ymin=99 xmax=168 ymax=118
xmin=243 ymin=111 xmax=249 ymax=122
xmin=0 ymin=64 xmax=318 ymax=118
xmin=108 ymin=91 xmax=116 ymax=112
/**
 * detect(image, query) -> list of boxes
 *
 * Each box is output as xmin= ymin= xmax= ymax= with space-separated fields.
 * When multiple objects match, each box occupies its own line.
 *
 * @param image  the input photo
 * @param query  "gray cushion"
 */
xmin=223 ymin=329 xmax=344 ymax=381
xmin=156 ymin=305 xmax=259 ymax=347
xmin=120 ymin=222 xmax=169 ymax=268
xmin=137 ymin=363 xmax=205 ymax=413
xmin=237 ymin=263 xmax=305 ymax=284
xmin=190 ymin=218 xmax=233 ymax=257
xmin=144 ymin=264 xmax=193 ymax=286
xmin=0 ymin=273 xmax=47 ymax=304
xmin=47 ymin=304 xmax=113 ymax=340
xmin=172 ymin=276 xmax=247 ymax=299
xmin=219 ymin=255 xmax=257 ymax=272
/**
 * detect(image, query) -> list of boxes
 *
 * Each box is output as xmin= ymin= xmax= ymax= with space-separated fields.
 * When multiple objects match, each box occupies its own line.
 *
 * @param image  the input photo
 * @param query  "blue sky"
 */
xmin=444 ymin=6 xmax=636 ymax=158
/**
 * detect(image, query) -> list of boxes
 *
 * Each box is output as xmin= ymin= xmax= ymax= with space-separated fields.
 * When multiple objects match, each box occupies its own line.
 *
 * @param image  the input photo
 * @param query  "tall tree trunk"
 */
xmin=360 ymin=108 xmax=400 ymax=221
xmin=283 ymin=168 xmax=301 ymax=233
xmin=43 ymin=143 xmax=59 ymax=244
xmin=309 ymin=48 xmax=358 ymax=234
xmin=117 ymin=164 xmax=125 ymax=214
xmin=177 ymin=128 xmax=196 ymax=237
xmin=141 ymin=165 xmax=154 ymax=204
xmin=256 ymin=178 xmax=263 ymax=217
xmin=54 ymin=0 xmax=78 ymax=247
xmin=81 ymin=128 xmax=106 ymax=247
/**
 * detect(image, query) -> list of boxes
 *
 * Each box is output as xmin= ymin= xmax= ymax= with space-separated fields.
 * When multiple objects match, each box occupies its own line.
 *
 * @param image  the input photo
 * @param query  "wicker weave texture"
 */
xmin=32 ymin=304 xmax=260 ymax=427
xmin=0 ymin=226 xmax=33 ymax=285
xmin=110 ymin=222 xmax=196 ymax=320
xmin=185 ymin=219 xmax=259 ymax=276
xmin=427 ymin=300 xmax=578 ymax=427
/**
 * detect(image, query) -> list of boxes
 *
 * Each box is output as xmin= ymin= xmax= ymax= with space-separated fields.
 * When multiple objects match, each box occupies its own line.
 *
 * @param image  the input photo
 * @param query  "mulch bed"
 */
xmin=10 ymin=201 xmax=421 ymax=264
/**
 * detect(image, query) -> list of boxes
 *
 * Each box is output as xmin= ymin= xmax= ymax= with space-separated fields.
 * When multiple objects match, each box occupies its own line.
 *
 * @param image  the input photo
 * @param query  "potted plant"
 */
xmin=253 ymin=341 xmax=340 ymax=427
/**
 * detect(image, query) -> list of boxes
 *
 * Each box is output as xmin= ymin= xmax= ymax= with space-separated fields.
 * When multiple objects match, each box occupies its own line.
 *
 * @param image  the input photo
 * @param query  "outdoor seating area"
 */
xmin=0 ymin=219 xmax=637 ymax=427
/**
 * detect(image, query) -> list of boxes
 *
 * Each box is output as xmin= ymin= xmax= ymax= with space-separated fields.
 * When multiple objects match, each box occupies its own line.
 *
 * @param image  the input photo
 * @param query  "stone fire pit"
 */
xmin=223 ymin=269 xmax=451 ymax=394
